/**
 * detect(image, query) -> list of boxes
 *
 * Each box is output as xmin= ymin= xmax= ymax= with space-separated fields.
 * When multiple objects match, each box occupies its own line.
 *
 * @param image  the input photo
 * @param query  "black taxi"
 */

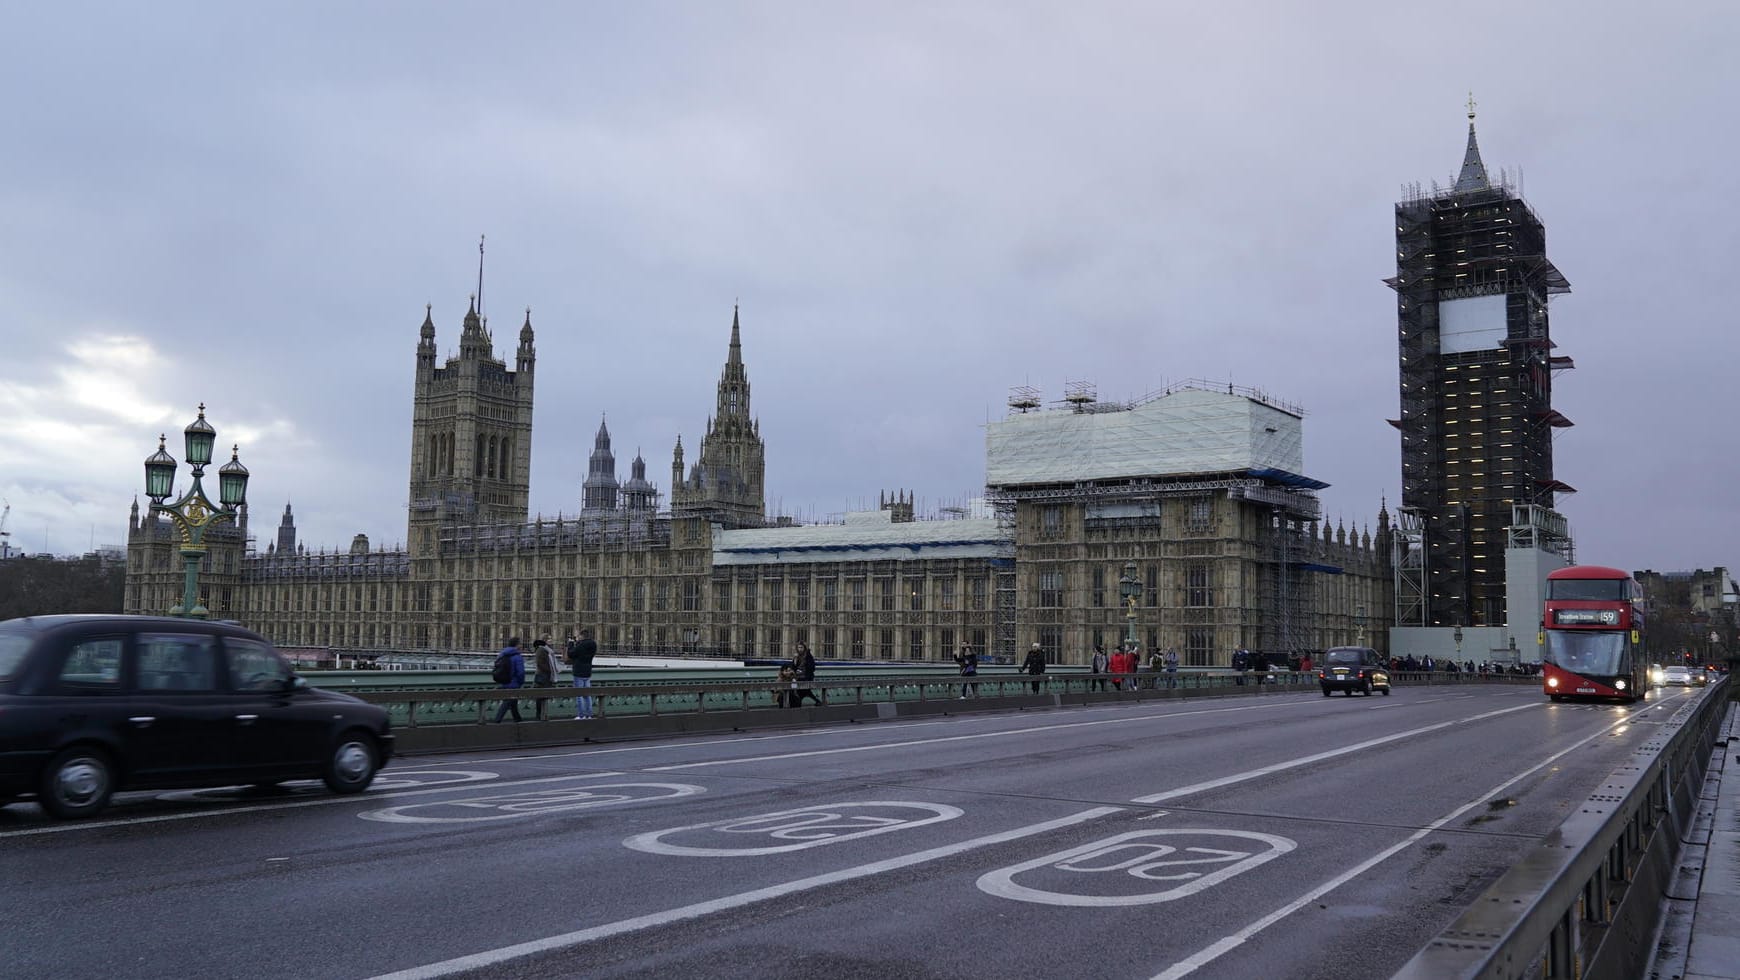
xmin=1318 ymin=645 xmax=1392 ymax=697
xmin=0 ymin=615 xmax=393 ymax=819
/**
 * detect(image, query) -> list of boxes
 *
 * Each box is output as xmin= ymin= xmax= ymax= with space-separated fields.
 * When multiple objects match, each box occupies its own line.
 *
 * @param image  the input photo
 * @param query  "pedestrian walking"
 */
xmin=955 ymin=644 xmax=979 ymax=698
xmin=1090 ymin=643 xmax=1109 ymax=692
xmin=1164 ymin=648 xmax=1179 ymax=688
xmin=532 ymin=637 xmax=559 ymax=686
xmin=1023 ymin=641 xmax=1047 ymax=693
xmin=530 ymin=637 xmax=560 ymax=718
xmin=567 ymin=629 xmax=598 ymax=719
xmin=491 ymin=636 xmax=525 ymax=723
xmin=790 ymin=642 xmax=821 ymax=706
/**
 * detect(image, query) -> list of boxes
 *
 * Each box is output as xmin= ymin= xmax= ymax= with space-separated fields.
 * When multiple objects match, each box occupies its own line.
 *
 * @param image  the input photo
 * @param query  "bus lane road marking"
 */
xmin=362 ymin=696 xmax=1584 ymax=978
xmin=0 ymin=770 xmax=635 ymax=838
xmin=1149 ymin=705 xmax=1644 ymax=980
xmin=979 ymin=829 xmax=1295 ymax=907
xmin=367 ymin=805 xmax=1125 ymax=980
xmin=624 ymin=801 xmax=962 ymax=856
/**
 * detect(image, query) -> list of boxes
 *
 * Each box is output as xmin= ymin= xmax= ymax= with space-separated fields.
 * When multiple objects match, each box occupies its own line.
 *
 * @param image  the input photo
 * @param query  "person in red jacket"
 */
xmin=1110 ymin=644 xmax=1134 ymax=689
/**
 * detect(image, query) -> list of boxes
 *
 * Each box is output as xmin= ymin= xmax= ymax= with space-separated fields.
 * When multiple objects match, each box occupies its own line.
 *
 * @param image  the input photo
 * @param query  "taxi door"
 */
xmin=126 ymin=632 xmax=236 ymax=783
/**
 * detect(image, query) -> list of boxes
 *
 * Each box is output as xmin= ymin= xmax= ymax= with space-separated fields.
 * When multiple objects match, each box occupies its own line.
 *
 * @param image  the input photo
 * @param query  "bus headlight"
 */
xmin=1615 ymin=679 xmax=1627 ymax=690
xmin=1547 ymin=676 xmax=1559 ymax=688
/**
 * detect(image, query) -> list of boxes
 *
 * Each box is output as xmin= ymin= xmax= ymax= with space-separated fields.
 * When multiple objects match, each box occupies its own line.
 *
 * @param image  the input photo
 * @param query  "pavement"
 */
xmin=1661 ymin=701 xmax=1740 ymax=980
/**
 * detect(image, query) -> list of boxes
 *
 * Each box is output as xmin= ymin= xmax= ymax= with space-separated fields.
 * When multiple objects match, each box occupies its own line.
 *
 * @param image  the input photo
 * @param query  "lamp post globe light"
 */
xmin=1119 ymin=561 xmax=1140 ymax=652
xmin=143 ymin=404 xmax=249 ymax=618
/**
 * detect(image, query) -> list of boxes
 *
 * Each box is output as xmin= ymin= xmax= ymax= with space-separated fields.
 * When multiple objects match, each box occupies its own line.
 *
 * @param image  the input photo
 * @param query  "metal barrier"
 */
xmin=1395 ymin=676 xmax=1731 ymax=979
xmin=349 ymin=669 xmax=1538 ymax=752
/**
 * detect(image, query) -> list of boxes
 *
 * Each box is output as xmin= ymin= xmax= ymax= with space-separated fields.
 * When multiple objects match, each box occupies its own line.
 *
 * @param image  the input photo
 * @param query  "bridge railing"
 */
xmin=1395 ymin=676 xmax=1731 ymax=980
xmin=344 ymin=669 xmax=1539 ymax=752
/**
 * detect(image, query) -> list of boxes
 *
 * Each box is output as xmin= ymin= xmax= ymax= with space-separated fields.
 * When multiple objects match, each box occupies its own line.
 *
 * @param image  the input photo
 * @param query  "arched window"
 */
xmin=475 ymin=435 xmax=486 ymax=477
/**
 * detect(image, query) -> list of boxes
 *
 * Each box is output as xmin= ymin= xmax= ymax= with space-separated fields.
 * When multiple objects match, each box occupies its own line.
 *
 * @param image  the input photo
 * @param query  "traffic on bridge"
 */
xmin=2 ymin=682 xmax=1720 ymax=979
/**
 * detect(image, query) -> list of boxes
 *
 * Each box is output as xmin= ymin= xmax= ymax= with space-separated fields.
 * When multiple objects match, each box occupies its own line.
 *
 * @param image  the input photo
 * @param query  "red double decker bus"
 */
xmin=1541 ymin=565 xmax=1647 ymax=703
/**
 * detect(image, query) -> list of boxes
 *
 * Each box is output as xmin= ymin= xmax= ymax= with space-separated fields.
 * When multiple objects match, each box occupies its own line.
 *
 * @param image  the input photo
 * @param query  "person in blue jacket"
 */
xmin=491 ymin=636 xmax=526 ymax=723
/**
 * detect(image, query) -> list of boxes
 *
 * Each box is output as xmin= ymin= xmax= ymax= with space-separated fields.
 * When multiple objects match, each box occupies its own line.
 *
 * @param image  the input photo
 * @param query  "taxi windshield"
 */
xmin=1325 ymin=650 xmax=1362 ymax=665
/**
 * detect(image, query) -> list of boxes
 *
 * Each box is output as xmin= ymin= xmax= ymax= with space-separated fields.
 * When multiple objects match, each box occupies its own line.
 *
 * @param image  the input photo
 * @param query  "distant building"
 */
xmin=1635 ymin=567 xmax=1739 ymax=662
xmin=125 ymin=294 xmax=1387 ymax=665
xmin=1388 ymin=104 xmax=1574 ymax=632
xmin=986 ymin=382 xmax=1390 ymax=663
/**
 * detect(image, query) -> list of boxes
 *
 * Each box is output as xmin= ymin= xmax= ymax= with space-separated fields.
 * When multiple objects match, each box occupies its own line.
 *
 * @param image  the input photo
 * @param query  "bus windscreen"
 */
xmin=1545 ymin=631 xmax=1625 ymax=675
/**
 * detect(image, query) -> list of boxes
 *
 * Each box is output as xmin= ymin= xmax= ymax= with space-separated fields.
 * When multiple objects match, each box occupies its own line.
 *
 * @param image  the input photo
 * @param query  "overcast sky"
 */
xmin=2 ymin=2 xmax=1734 ymax=577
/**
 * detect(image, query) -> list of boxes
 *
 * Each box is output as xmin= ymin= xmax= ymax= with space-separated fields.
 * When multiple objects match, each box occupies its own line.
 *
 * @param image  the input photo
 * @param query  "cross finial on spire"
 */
xmin=1466 ymin=91 xmax=1477 ymax=121
xmin=477 ymin=234 xmax=486 ymax=320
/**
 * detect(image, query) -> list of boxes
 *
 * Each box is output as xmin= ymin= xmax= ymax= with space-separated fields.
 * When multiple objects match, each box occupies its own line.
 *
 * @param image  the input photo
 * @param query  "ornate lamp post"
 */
xmin=1119 ymin=561 xmax=1140 ymax=653
xmin=143 ymin=404 xmax=249 ymax=618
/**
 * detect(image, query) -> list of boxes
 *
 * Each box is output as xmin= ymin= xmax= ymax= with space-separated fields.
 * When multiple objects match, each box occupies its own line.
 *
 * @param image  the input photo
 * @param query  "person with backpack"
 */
xmin=491 ymin=637 xmax=525 ymax=723
xmin=566 ymin=629 xmax=598 ymax=720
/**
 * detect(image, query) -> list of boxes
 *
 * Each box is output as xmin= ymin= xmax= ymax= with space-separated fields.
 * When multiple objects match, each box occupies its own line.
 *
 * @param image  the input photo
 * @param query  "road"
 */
xmin=0 ymin=684 xmax=1692 ymax=979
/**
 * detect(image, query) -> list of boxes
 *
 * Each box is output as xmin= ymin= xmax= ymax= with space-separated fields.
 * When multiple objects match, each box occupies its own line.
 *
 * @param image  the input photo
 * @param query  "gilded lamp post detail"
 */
xmin=143 ymin=404 xmax=249 ymax=618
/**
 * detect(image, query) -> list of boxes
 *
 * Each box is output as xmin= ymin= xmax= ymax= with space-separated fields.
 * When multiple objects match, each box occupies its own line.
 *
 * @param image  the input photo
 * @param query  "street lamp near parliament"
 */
xmin=1119 ymin=561 xmax=1140 ymax=652
xmin=143 ymin=404 xmax=249 ymax=618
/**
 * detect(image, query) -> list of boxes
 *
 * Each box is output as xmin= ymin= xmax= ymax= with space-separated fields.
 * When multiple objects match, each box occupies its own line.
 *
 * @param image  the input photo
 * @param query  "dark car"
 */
xmin=1318 ymin=645 xmax=1391 ymax=696
xmin=0 ymin=615 xmax=393 ymax=819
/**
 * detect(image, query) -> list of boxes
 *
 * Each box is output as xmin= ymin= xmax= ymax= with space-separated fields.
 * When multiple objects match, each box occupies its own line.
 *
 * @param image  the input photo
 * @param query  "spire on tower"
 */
xmin=1453 ymin=93 xmax=1491 ymax=193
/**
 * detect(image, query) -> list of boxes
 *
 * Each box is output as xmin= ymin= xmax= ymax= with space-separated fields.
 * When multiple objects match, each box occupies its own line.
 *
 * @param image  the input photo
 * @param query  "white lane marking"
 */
xmin=152 ymin=770 xmax=499 ymax=805
xmin=643 ymin=698 xmax=1336 ymax=772
xmin=1150 ymin=706 xmax=1642 ymax=979
xmin=366 ymin=805 xmax=1125 ymax=980
xmin=979 ymin=830 xmax=1295 ymax=906
xmin=361 ymin=783 xmax=705 ymax=824
xmin=0 ymin=771 xmax=627 ymax=838
xmin=1130 ymin=701 xmax=1541 ymax=804
xmin=624 ymin=801 xmax=962 ymax=856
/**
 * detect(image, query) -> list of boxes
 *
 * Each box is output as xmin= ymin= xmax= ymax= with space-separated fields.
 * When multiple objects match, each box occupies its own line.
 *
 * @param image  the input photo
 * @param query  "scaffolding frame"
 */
xmin=1390 ymin=178 xmax=1570 ymax=628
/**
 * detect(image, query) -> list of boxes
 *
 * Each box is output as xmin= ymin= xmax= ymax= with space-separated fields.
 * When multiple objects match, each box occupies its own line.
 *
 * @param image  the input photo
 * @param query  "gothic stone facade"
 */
xmin=127 ymin=301 xmax=1390 ymax=665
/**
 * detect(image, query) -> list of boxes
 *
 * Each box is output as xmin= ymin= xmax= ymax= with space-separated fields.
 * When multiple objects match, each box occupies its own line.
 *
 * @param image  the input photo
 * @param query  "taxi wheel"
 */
xmin=1380 ymin=684 xmax=1391 ymax=696
xmin=40 ymin=746 xmax=115 ymax=820
xmin=323 ymin=733 xmax=379 ymax=794
xmin=1362 ymin=679 xmax=1374 ymax=696
xmin=1321 ymin=687 xmax=1331 ymax=697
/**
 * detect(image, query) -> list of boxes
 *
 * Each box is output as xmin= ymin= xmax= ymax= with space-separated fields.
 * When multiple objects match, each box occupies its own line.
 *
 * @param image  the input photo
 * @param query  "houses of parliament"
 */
xmin=124 ymin=295 xmax=1391 ymax=666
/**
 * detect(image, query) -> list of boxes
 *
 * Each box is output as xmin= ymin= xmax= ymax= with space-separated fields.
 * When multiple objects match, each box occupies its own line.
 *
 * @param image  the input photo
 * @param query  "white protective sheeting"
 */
xmin=1438 ymin=294 xmax=1508 ymax=354
xmin=985 ymin=386 xmax=1304 ymax=487
xmin=714 ymin=511 xmax=1007 ymax=565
